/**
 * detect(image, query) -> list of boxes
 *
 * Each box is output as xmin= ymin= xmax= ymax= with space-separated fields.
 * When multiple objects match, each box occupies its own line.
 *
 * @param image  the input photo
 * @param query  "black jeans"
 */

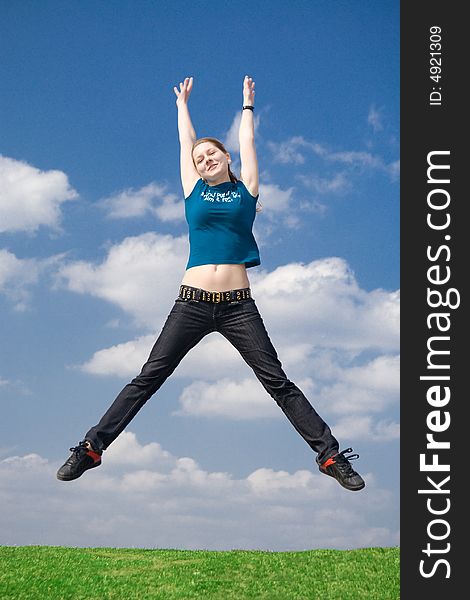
xmin=85 ymin=295 xmax=339 ymax=463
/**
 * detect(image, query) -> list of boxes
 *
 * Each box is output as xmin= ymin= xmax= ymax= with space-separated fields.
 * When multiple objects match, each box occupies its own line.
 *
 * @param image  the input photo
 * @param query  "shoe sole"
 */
xmin=56 ymin=460 xmax=101 ymax=481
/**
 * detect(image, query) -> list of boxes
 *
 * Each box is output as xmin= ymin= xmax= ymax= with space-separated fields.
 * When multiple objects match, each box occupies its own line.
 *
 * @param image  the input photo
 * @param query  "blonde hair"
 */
xmin=192 ymin=137 xmax=262 ymax=212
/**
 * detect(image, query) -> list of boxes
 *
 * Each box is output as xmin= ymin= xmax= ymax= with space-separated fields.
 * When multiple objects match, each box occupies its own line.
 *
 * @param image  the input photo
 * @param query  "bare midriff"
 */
xmin=180 ymin=264 xmax=250 ymax=292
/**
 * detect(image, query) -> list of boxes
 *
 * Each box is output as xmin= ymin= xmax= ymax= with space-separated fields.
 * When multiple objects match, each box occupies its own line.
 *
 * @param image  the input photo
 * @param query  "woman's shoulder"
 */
xmin=236 ymin=178 xmax=259 ymax=200
xmin=184 ymin=178 xmax=204 ymax=200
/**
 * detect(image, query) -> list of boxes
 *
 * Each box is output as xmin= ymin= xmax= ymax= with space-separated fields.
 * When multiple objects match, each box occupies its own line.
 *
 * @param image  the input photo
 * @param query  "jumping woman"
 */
xmin=57 ymin=76 xmax=365 ymax=491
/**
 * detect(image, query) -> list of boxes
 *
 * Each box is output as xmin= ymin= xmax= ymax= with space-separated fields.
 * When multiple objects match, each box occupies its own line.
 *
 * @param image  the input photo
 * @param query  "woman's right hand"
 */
xmin=173 ymin=77 xmax=193 ymax=106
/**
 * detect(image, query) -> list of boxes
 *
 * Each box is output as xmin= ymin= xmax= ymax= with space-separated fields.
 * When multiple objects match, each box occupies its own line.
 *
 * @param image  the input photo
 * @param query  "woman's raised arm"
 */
xmin=173 ymin=77 xmax=200 ymax=197
xmin=239 ymin=75 xmax=259 ymax=198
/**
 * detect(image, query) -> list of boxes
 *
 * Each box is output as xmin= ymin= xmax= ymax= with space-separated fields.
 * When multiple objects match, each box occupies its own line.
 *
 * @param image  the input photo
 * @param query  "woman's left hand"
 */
xmin=243 ymin=75 xmax=255 ymax=106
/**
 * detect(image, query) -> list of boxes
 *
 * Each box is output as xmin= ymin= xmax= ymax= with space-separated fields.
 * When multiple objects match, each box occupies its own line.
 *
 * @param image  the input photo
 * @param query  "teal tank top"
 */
xmin=184 ymin=178 xmax=261 ymax=270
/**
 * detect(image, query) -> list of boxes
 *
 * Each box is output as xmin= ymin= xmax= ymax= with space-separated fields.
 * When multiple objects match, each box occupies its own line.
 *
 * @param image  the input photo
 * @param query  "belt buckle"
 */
xmin=214 ymin=291 xmax=221 ymax=303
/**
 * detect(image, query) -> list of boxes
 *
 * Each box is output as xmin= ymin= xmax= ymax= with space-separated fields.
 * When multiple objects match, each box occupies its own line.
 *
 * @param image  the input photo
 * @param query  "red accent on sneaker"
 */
xmin=87 ymin=450 xmax=101 ymax=463
xmin=320 ymin=456 xmax=336 ymax=470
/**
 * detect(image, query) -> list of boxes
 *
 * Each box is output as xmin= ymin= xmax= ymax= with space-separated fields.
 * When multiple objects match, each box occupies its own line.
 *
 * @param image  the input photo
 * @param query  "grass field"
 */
xmin=0 ymin=546 xmax=399 ymax=599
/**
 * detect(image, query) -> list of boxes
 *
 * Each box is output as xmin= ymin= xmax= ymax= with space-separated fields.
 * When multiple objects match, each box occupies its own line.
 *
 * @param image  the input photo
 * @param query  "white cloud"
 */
xmin=102 ymin=431 xmax=174 ymax=468
xmin=255 ymin=182 xmax=321 ymax=230
xmin=258 ymin=182 xmax=294 ymax=213
xmin=174 ymin=378 xmax=286 ymax=419
xmin=0 ymin=431 xmax=398 ymax=550
xmin=70 ymin=251 xmax=399 ymax=363
xmin=0 ymin=375 xmax=31 ymax=397
xmin=325 ymin=151 xmax=399 ymax=182
xmin=247 ymin=467 xmax=315 ymax=496
xmin=80 ymin=331 xmax=314 ymax=385
xmin=267 ymin=135 xmax=399 ymax=182
xmin=0 ymin=248 xmax=61 ymax=310
xmin=79 ymin=337 xmax=399 ymax=443
xmin=388 ymin=160 xmax=400 ymax=180
xmin=313 ymin=355 xmax=400 ymax=415
xmin=298 ymin=172 xmax=350 ymax=194
xmin=80 ymin=333 xmax=156 ymax=376
xmin=342 ymin=355 xmax=400 ymax=392
xmin=173 ymin=353 xmax=398 ymax=430
xmin=327 ymin=150 xmax=384 ymax=170
xmin=223 ymin=111 xmax=261 ymax=154
xmin=100 ymin=182 xmax=184 ymax=222
xmin=59 ymin=238 xmax=398 ymax=439
xmin=224 ymin=112 xmax=242 ymax=154
xmin=332 ymin=416 xmax=400 ymax=442
xmin=57 ymin=232 xmax=189 ymax=329
xmin=249 ymin=259 xmax=399 ymax=352
xmin=368 ymin=105 xmax=384 ymax=132
xmin=0 ymin=249 xmax=39 ymax=310
xmin=267 ymin=136 xmax=327 ymax=165
xmin=0 ymin=155 xmax=78 ymax=233
xmin=82 ymin=332 xmax=251 ymax=378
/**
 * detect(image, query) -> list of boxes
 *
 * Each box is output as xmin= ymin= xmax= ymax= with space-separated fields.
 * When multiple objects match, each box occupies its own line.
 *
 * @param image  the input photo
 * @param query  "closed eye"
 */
xmin=195 ymin=149 xmax=216 ymax=164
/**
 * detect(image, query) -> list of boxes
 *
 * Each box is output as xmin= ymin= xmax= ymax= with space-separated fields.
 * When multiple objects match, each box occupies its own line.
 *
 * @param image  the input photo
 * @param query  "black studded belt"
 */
xmin=178 ymin=285 xmax=252 ymax=303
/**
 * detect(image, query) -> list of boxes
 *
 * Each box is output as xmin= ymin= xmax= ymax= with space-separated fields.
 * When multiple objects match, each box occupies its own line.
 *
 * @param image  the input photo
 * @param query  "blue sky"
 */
xmin=0 ymin=1 xmax=399 ymax=550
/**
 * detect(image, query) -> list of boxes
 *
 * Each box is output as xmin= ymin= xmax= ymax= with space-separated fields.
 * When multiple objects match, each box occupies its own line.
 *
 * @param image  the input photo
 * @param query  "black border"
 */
xmin=401 ymin=2 xmax=465 ymax=596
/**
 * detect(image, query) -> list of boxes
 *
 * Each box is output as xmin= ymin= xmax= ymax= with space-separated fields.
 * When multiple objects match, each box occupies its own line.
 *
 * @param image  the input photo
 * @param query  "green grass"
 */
xmin=0 ymin=546 xmax=399 ymax=600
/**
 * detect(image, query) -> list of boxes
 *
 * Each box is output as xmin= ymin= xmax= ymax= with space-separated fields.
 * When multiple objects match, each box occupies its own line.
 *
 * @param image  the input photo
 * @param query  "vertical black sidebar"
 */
xmin=401 ymin=2 xmax=465 ymax=598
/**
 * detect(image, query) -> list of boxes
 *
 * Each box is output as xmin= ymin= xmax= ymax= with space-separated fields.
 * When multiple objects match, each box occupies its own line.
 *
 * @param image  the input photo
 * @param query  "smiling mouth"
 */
xmin=207 ymin=164 xmax=217 ymax=171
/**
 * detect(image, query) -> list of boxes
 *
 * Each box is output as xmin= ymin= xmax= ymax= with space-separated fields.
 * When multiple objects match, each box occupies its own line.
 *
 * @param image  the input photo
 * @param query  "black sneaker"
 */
xmin=56 ymin=441 xmax=102 ymax=481
xmin=318 ymin=448 xmax=365 ymax=491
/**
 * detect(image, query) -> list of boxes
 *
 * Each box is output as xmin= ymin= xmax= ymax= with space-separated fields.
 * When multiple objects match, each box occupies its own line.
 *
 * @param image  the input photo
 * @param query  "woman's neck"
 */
xmin=205 ymin=174 xmax=231 ymax=186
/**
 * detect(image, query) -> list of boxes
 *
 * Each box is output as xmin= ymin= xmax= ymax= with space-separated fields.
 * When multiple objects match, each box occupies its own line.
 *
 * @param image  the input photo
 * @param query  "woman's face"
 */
xmin=193 ymin=142 xmax=231 ymax=183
